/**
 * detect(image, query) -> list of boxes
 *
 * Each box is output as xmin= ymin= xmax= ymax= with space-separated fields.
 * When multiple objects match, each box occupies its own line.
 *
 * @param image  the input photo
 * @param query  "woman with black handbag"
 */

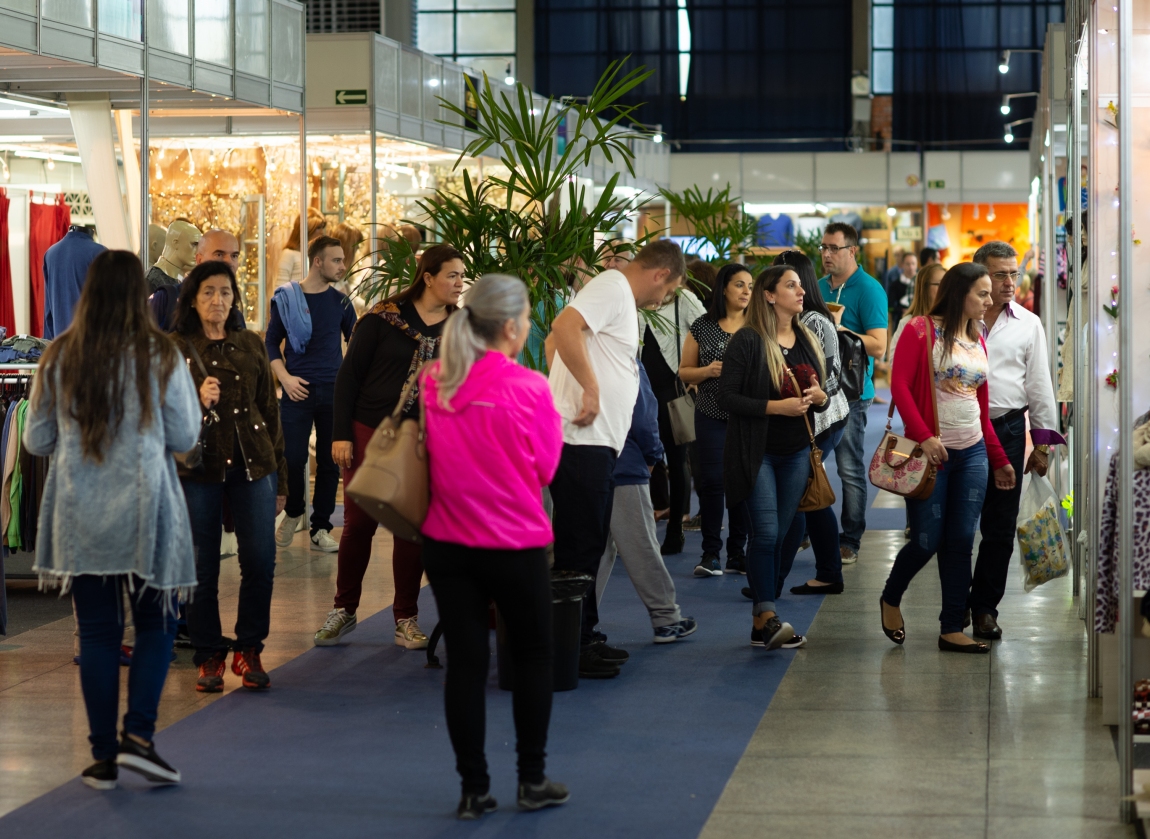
xmin=173 ymin=261 xmax=288 ymax=692
xmin=717 ymin=265 xmax=829 ymax=651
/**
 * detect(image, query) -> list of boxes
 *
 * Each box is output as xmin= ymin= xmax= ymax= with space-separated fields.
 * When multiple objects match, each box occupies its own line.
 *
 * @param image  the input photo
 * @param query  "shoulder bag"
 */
xmin=786 ymin=368 xmax=836 ymax=512
xmin=345 ymin=368 xmax=430 ymax=543
xmin=174 ymin=341 xmax=216 ymax=474
xmin=867 ymin=317 xmax=939 ymax=499
xmin=665 ymin=296 xmax=697 ymax=446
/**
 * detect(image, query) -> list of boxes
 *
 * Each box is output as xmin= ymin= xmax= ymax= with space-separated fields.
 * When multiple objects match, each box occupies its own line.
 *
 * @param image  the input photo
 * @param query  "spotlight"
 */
xmin=504 ymin=63 xmax=515 ymax=86
xmin=998 ymin=51 xmax=1011 ymax=74
xmin=155 ymin=160 xmax=163 ymax=180
xmin=1001 ymin=96 xmax=1011 ymax=115
xmin=653 ymin=133 xmax=663 ymax=144
xmin=886 ymin=206 xmax=897 ymax=217
xmin=1004 ymin=130 xmax=1014 ymax=143
xmin=45 ymin=154 xmax=54 ymax=170
xmin=428 ymin=78 xmax=440 ymax=87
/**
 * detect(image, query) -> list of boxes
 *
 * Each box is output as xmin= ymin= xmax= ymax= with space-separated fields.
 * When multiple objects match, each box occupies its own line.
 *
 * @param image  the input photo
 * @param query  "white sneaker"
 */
xmin=311 ymin=529 xmax=339 ymax=553
xmin=276 ymin=514 xmax=304 ymax=548
xmin=394 ymin=618 xmax=429 ymax=650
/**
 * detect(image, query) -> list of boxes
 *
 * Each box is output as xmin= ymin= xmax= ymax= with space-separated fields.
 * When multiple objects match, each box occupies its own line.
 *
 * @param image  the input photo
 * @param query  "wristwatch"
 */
xmin=1036 ymin=444 xmax=1050 ymax=453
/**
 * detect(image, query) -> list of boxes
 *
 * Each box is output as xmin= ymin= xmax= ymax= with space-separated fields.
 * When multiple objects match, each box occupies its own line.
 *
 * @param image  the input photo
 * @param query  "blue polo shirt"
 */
xmin=818 ymin=266 xmax=888 ymax=401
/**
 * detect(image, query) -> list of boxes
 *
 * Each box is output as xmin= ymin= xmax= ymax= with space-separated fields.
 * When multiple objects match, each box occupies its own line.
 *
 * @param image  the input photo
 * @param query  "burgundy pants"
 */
xmin=333 ymin=421 xmax=423 ymax=622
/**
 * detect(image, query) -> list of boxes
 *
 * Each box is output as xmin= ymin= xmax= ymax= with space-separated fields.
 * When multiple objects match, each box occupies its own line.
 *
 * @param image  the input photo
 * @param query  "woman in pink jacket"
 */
xmin=880 ymin=262 xmax=1016 ymax=654
xmin=419 ymin=273 xmax=568 ymax=821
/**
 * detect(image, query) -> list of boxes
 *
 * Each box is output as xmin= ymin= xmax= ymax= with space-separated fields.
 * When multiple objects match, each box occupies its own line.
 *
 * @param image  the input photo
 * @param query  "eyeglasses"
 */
xmin=990 ymin=271 xmax=1022 ymax=282
xmin=818 ymin=243 xmax=855 ymax=254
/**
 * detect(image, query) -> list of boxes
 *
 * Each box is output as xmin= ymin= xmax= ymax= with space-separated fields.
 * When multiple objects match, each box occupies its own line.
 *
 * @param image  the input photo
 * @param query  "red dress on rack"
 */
xmin=0 ymin=190 xmax=15 ymax=338
xmin=28 ymin=194 xmax=69 ymax=338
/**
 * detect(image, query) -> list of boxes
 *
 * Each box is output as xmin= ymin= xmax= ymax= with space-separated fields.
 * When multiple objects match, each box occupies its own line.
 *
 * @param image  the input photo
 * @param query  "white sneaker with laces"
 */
xmin=311 ymin=529 xmax=339 ymax=552
xmin=394 ymin=617 xmax=429 ymax=650
xmin=276 ymin=514 xmax=303 ymax=548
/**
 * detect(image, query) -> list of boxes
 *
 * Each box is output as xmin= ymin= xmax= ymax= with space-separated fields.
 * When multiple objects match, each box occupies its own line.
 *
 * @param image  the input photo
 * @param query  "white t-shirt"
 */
xmin=548 ymin=270 xmax=640 ymax=453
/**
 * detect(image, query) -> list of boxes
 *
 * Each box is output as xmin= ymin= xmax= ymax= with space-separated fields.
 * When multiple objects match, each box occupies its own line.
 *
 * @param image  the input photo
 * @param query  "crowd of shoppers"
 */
xmin=33 ymin=219 xmax=1064 ymax=818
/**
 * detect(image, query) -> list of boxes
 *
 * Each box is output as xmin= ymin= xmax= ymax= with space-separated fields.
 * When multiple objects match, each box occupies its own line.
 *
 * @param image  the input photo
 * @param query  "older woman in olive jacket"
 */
xmin=172 ymin=261 xmax=288 ymax=694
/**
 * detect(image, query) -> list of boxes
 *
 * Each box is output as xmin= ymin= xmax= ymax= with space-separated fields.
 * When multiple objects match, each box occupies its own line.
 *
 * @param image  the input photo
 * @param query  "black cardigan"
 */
xmin=716 ymin=327 xmax=828 ymax=506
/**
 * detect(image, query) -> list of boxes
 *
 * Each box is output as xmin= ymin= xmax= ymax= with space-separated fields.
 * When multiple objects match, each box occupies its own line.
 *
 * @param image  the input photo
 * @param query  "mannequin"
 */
xmin=147 ymin=223 xmax=166 ymax=268
xmin=43 ymin=225 xmax=106 ymax=339
xmin=146 ymin=220 xmax=201 ymax=294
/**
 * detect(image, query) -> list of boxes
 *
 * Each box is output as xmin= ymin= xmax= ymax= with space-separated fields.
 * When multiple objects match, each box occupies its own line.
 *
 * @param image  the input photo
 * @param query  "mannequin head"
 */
xmin=147 ymin=223 xmax=166 ymax=268
xmin=159 ymin=220 xmax=201 ymax=277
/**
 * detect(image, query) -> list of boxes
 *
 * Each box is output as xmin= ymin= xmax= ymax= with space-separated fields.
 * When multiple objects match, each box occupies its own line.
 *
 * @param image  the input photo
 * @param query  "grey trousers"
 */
xmin=596 ymin=483 xmax=682 ymax=628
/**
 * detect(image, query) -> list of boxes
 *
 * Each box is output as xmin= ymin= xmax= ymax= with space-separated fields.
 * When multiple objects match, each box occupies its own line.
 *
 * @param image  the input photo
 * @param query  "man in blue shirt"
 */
xmin=267 ymin=236 xmax=357 ymax=553
xmin=817 ymin=223 xmax=888 ymax=564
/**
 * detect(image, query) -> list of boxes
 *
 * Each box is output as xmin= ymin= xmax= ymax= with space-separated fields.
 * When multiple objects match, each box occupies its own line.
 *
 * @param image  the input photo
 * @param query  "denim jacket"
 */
xmin=24 ymin=348 xmax=201 ymax=592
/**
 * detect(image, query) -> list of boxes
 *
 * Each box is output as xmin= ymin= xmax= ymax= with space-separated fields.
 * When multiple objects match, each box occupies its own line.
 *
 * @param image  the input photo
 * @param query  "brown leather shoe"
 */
xmin=972 ymin=613 xmax=1002 ymax=640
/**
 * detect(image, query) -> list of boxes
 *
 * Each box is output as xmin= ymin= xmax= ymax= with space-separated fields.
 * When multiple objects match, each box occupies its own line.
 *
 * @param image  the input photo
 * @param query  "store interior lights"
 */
xmin=504 ymin=63 xmax=515 ymax=86
xmin=44 ymin=154 xmax=54 ymax=171
xmin=428 ymin=78 xmax=440 ymax=88
xmin=155 ymin=159 xmax=162 ymax=180
xmin=999 ymin=51 xmax=1011 ymax=74
xmin=0 ymin=148 xmax=82 ymax=165
xmin=886 ymin=206 xmax=897 ymax=217
xmin=986 ymin=204 xmax=996 ymax=222
xmin=940 ymin=203 xmax=951 ymax=220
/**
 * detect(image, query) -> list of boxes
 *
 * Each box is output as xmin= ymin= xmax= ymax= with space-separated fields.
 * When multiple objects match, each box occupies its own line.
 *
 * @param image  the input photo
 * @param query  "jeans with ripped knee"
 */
xmin=881 ymin=440 xmax=989 ymax=634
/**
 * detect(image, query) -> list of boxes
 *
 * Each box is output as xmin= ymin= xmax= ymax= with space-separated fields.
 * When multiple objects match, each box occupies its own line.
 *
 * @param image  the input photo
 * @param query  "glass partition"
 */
xmin=42 ymin=0 xmax=92 ymax=28
xmin=148 ymin=0 xmax=190 ymax=54
xmin=194 ymin=0 xmax=233 ymax=67
xmin=271 ymin=0 xmax=304 ymax=86
xmin=236 ymin=0 xmax=269 ymax=77
xmin=99 ymin=0 xmax=143 ymax=40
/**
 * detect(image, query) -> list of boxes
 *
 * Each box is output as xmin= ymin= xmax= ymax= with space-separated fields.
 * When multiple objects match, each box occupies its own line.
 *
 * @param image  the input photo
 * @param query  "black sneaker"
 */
xmin=589 ymin=639 xmax=629 ymax=665
xmin=116 ymin=734 xmax=181 ymax=784
xmin=660 ymin=533 xmax=685 ymax=556
xmin=81 ymin=759 xmax=118 ymax=790
xmin=518 ymin=778 xmax=570 ymax=811
xmin=760 ymin=616 xmax=795 ymax=651
xmin=457 ymin=793 xmax=497 ymax=820
xmin=725 ymin=554 xmax=747 ymax=575
xmin=741 ymin=586 xmax=754 ymax=601
xmin=780 ymin=633 xmax=806 ymax=649
xmin=578 ymin=649 xmax=620 ymax=679
xmin=693 ymin=553 xmax=722 ymax=577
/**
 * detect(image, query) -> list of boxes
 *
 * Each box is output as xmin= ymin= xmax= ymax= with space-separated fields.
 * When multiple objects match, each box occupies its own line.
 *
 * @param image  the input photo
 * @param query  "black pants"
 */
xmin=423 ymin=537 xmax=553 ymax=795
xmin=969 ymin=412 xmax=1028 ymax=618
xmin=550 ymin=444 xmax=616 ymax=646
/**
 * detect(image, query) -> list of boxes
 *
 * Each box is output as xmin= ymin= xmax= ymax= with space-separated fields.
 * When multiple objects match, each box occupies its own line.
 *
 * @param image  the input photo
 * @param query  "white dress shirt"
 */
xmin=982 ymin=301 xmax=1065 ymax=445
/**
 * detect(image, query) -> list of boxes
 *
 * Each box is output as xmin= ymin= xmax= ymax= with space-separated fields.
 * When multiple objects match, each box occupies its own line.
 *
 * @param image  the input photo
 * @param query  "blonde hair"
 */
xmin=434 ymin=274 xmax=527 ymax=406
xmin=746 ymin=266 xmax=825 ymax=393
xmin=908 ymin=263 xmax=946 ymax=319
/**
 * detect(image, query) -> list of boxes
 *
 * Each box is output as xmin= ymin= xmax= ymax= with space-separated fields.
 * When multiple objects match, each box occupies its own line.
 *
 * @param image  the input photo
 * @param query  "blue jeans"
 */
xmin=832 ymin=397 xmax=872 ymax=551
xmin=694 ymin=411 xmax=750 ymax=559
xmin=777 ymin=425 xmax=846 ymax=592
xmin=182 ymin=468 xmax=278 ymax=665
xmin=71 ymin=575 xmax=177 ymax=761
xmin=280 ymin=380 xmax=338 ymax=534
xmin=746 ymin=449 xmax=811 ymax=615
xmin=881 ymin=441 xmax=990 ymax=634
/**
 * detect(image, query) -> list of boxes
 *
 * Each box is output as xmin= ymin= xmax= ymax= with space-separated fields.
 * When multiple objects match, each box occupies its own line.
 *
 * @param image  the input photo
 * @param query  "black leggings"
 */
xmin=422 ymin=536 xmax=553 ymax=795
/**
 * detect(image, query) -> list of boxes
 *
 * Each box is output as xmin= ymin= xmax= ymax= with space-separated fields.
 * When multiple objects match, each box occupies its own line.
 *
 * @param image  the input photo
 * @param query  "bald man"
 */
xmin=196 ymin=229 xmax=241 ymax=273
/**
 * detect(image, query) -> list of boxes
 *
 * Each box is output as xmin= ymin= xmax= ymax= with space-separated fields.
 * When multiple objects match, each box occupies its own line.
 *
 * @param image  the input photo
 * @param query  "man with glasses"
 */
xmin=968 ymin=241 xmax=1065 ymax=639
xmin=817 ymin=223 xmax=888 ymax=564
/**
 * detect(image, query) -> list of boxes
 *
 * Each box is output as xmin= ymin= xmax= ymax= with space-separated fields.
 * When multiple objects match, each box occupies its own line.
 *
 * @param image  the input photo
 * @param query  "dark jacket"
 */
xmin=716 ymin=327 xmax=826 ymax=506
xmin=614 ymin=364 xmax=664 ymax=487
xmin=172 ymin=329 xmax=288 ymax=492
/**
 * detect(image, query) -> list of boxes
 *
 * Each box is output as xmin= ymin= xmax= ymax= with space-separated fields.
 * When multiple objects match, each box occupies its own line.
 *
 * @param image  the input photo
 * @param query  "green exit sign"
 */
xmin=335 ymin=89 xmax=368 ymax=105
xmin=927 ymin=179 xmax=946 ymax=189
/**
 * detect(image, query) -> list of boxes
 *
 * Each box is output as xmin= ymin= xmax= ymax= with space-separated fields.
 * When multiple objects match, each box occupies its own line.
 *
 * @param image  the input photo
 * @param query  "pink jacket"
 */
xmin=420 ymin=351 xmax=563 ymax=550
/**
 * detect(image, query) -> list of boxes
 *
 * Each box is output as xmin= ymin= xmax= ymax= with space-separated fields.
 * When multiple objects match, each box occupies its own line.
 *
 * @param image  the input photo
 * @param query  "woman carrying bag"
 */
xmin=717 ymin=265 xmax=829 ymax=651
xmin=317 ymin=244 xmax=464 ymax=649
xmin=27 ymin=250 xmax=201 ymax=789
xmin=418 ymin=274 xmax=568 ymax=820
xmin=880 ymin=262 xmax=1015 ymax=653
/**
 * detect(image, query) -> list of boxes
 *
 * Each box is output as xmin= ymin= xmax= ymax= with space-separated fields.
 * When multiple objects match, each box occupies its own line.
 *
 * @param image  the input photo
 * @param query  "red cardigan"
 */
xmin=890 ymin=316 xmax=1009 ymax=470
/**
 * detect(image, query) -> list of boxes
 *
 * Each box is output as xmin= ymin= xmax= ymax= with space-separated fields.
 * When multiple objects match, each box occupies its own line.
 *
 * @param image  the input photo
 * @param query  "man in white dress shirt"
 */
xmin=969 ymin=242 xmax=1066 ymax=639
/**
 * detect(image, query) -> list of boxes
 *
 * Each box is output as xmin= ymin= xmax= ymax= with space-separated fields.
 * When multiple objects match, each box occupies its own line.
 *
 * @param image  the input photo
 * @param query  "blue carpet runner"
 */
xmin=1 ymin=399 xmax=900 ymax=838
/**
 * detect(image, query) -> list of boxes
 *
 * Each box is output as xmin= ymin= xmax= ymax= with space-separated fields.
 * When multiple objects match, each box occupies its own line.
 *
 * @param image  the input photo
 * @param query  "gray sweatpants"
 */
xmin=596 ymin=483 xmax=682 ymax=629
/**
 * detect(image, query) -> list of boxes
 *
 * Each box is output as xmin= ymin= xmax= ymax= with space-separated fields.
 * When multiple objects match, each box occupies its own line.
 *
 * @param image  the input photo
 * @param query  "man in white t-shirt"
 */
xmin=546 ymin=239 xmax=687 ymax=679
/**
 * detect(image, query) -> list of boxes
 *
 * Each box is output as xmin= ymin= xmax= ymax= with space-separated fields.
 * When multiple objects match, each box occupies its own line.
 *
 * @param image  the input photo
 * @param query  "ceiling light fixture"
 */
xmin=504 ymin=63 xmax=515 ymax=86
xmin=44 ymin=154 xmax=54 ymax=170
xmin=886 ymin=206 xmax=897 ymax=217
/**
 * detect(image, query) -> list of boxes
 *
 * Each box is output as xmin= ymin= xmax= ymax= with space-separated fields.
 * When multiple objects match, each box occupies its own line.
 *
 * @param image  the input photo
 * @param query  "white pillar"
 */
xmin=66 ymin=94 xmax=132 ymax=251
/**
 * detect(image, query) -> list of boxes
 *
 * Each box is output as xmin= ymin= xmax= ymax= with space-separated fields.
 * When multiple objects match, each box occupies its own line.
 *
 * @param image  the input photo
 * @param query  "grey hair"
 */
xmin=972 ymin=241 xmax=1017 ymax=265
xmin=434 ymin=273 xmax=528 ymax=407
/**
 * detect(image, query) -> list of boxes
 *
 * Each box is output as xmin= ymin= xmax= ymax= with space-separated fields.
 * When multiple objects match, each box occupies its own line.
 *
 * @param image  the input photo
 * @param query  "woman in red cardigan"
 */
xmin=879 ymin=262 xmax=1016 ymax=654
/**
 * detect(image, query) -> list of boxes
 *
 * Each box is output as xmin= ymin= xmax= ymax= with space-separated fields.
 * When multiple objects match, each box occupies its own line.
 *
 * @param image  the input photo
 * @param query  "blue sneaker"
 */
xmin=653 ymin=617 xmax=698 ymax=644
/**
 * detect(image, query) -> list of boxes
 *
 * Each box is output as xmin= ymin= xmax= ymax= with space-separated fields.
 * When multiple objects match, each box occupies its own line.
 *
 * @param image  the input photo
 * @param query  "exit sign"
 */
xmin=335 ymin=89 xmax=368 ymax=105
xmin=927 ymin=179 xmax=946 ymax=189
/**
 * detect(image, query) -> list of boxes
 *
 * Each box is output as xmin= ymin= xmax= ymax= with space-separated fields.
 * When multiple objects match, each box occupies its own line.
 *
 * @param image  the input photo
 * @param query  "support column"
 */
xmin=66 ymin=94 xmax=133 ymax=251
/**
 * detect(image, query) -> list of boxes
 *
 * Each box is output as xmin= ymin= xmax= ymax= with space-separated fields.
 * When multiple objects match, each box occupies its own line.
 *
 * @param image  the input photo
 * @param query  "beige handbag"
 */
xmin=787 ymin=369 xmax=836 ymax=512
xmin=345 ymin=370 xmax=430 ymax=543
xmin=665 ymin=296 xmax=697 ymax=446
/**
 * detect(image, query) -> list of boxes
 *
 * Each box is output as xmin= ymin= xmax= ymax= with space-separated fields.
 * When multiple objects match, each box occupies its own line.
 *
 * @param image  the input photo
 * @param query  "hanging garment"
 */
xmin=6 ymin=399 xmax=28 ymax=549
xmin=28 ymin=195 xmax=70 ymax=338
xmin=0 ymin=191 xmax=15 ymax=339
xmin=43 ymin=227 xmax=106 ymax=339
xmin=1 ymin=400 xmax=17 ymax=544
xmin=756 ymin=214 xmax=795 ymax=247
xmin=1094 ymin=452 xmax=1150 ymax=633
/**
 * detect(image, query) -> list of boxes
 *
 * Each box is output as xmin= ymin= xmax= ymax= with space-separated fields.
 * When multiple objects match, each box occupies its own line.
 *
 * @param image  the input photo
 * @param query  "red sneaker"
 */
xmin=195 ymin=651 xmax=227 ymax=692
xmin=231 ymin=648 xmax=270 ymax=690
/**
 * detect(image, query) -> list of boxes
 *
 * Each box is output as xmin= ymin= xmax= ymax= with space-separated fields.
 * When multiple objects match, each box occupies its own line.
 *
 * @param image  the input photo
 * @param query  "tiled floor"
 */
xmin=699 ymin=529 xmax=1135 ymax=839
xmin=0 ymin=524 xmax=407 ymax=818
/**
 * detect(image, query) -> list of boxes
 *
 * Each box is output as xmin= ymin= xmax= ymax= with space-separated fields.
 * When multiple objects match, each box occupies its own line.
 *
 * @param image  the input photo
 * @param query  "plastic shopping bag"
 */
xmin=1016 ymin=474 xmax=1070 ymax=592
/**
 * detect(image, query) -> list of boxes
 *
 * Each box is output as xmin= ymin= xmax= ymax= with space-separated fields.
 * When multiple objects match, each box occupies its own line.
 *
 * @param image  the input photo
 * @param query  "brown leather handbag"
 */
xmin=787 ymin=369 xmax=836 ymax=512
xmin=345 ymin=370 xmax=430 ymax=543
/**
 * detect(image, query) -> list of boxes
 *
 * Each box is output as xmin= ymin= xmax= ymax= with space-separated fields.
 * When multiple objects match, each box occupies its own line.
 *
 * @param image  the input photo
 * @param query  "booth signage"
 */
xmin=927 ymin=179 xmax=946 ymax=189
xmin=895 ymin=226 xmax=923 ymax=241
xmin=335 ymin=89 xmax=368 ymax=105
